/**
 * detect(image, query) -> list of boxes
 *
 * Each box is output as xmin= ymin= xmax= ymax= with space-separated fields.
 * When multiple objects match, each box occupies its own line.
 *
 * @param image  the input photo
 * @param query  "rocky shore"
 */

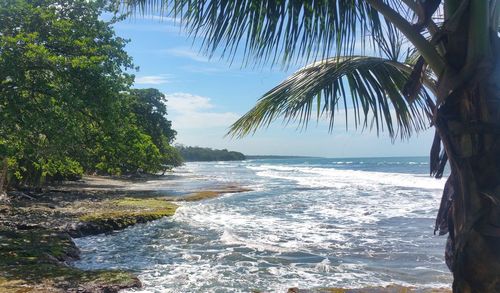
xmin=0 ymin=176 xmax=250 ymax=293
xmin=0 ymin=176 xmax=451 ymax=293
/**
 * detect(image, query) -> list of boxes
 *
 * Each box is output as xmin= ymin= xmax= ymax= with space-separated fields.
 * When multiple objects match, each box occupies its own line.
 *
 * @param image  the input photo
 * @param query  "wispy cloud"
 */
xmin=165 ymin=92 xmax=240 ymax=129
xmin=179 ymin=65 xmax=228 ymax=74
xmin=135 ymin=15 xmax=181 ymax=24
xmin=167 ymin=47 xmax=210 ymax=62
xmin=135 ymin=74 xmax=172 ymax=85
xmin=113 ymin=22 xmax=182 ymax=34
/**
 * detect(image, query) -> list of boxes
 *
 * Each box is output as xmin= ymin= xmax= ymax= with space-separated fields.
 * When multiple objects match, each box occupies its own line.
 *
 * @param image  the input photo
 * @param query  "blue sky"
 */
xmin=113 ymin=15 xmax=434 ymax=157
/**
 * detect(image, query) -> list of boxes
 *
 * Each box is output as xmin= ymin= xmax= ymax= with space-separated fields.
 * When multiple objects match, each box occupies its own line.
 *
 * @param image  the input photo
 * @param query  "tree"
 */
xmin=176 ymin=145 xmax=245 ymax=161
xmin=127 ymin=1 xmax=499 ymax=291
xmin=0 ymin=0 xmax=135 ymax=188
xmin=127 ymin=88 xmax=182 ymax=170
xmin=0 ymin=0 xmax=182 ymax=188
xmin=128 ymin=89 xmax=177 ymax=153
xmin=90 ymin=89 xmax=182 ymax=174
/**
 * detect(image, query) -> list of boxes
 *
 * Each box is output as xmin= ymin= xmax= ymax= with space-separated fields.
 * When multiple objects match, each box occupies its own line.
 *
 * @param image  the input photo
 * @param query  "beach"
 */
xmin=1 ymin=157 xmax=453 ymax=292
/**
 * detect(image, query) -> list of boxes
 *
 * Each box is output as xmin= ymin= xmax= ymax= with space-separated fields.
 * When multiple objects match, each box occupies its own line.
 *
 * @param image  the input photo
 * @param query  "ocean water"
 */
xmin=74 ymin=157 xmax=452 ymax=292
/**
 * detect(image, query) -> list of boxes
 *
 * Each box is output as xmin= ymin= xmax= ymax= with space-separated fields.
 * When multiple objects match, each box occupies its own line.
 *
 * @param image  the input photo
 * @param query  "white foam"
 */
xmin=248 ymin=164 xmax=445 ymax=190
xmin=77 ymin=160 xmax=452 ymax=292
xmin=315 ymin=258 xmax=332 ymax=273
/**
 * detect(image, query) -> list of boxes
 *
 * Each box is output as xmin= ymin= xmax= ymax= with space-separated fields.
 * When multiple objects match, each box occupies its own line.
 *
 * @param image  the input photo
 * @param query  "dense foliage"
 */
xmin=0 ymin=0 xmax=181 ymax=189
xmin=176 ymin=146 xmax=245 ymax=162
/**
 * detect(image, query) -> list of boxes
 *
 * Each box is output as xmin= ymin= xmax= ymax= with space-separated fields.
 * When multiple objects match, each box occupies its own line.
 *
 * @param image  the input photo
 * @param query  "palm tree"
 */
xmin=126 ymin=1 xmax=500 ymax=292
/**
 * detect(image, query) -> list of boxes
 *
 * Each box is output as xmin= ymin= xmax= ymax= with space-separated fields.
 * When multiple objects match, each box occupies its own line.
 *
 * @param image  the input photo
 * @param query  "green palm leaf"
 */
xmin=125 ymin=0 xmax=396 ymax=65
xmin=227 ymin=56 xmax=434 ymax=139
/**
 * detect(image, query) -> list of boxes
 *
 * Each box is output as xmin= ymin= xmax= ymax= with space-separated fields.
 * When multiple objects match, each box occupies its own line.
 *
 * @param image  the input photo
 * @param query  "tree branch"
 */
xmin=388 ymin=61 xmax=438 ymax=96
xmin=367 ymin=0 xmax=446 ymax=75
xmin=401 ymin=0 xmax=440 ymax=38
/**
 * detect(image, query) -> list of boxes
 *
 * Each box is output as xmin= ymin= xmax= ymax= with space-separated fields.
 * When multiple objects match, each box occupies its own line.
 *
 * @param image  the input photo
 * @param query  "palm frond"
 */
xmin=124 ymin=0 xmax=398 ymax=65
xmin=227 ymin=56 xmax=433 ymax=139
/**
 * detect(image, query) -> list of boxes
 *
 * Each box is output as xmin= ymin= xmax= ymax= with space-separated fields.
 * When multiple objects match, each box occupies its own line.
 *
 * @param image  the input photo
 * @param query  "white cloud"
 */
xmin=135 ymin=75 xmax=172 ymax=85
xmin=167 ymin=47 xmax=210 ymax=62
xmin=135 ymin=15 xmax=181 ymax=24
xmin=114 ymin=23 xmax=176 ymax=33
xmin=166 ymin=93 xmax=213 ymax=112
xmin=165 ymin=93 xmax=240 ymax=129
xmin=180 ymin=65 xmax=227 ymax=74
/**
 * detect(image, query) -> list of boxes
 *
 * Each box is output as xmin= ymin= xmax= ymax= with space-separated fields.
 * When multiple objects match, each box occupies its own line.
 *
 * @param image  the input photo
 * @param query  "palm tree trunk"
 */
xmin=450 ymin=157 xmax=500 ymax=293
xmin=436 ymin=62 xmax=500 ymax=292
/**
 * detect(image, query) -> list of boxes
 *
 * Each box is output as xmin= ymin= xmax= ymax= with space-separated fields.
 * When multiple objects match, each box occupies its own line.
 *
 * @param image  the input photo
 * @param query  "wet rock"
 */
xmin=0 ymin=193 xmax=179 ymax=292
xmin=0 ymin=229 xmax=141 ymax=293
xmin=177 ymin=186 xmax=252 ymax=201
xmin=72 ymin=197 xmax=178 ymax=237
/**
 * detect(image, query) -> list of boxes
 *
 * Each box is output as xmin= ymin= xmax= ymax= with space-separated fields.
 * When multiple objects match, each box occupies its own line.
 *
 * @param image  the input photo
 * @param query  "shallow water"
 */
xmin=74 ymin=157 xmax=452 ymax=292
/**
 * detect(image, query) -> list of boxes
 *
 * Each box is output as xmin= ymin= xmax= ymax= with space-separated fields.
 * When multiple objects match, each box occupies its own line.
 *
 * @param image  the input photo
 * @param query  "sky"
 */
xmin=111 ymin=15 xmax=435 ymax=158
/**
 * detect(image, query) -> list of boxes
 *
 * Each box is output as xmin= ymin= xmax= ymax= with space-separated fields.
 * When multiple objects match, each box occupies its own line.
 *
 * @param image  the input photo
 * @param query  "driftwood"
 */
xmin=9 ymin=191 xmax=36 ymax=200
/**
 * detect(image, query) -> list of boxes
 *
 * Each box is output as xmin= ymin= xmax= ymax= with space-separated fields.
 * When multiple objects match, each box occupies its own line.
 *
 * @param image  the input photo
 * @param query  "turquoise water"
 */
xmin=74 ymin=157 xmax=452 ymax=292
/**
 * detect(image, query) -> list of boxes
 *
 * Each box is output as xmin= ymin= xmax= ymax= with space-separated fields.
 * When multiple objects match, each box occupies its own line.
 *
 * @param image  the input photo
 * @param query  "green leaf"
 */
xmin=125 ymin=0 xmax=389 ymax=65
xmin=227 ymin=56 xmax=432 ymax=139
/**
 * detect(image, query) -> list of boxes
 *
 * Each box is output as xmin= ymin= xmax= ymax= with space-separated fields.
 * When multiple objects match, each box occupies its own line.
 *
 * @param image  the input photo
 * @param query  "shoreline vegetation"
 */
xmin=0 ymin=175 xmax=451 ymax=293
xmin=176 ymin=145 xmax=246 ymax=162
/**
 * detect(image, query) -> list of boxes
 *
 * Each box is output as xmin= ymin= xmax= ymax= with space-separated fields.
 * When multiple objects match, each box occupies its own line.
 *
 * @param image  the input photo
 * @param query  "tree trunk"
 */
xmin=435 ymin=61 xmax=500 ymax=292
xmin=0 ymin=157 xmax=8 ymax=198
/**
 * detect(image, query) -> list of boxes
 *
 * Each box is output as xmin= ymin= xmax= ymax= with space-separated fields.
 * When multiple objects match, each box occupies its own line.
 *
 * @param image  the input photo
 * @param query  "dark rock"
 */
xmin=0 ymin=228 xmax=141 ymax=292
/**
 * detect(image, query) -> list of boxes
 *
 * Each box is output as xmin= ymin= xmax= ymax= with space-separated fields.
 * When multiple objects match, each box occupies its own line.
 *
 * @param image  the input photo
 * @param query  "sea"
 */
xmin=73 ymin=156 xmax=453 ymax=292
